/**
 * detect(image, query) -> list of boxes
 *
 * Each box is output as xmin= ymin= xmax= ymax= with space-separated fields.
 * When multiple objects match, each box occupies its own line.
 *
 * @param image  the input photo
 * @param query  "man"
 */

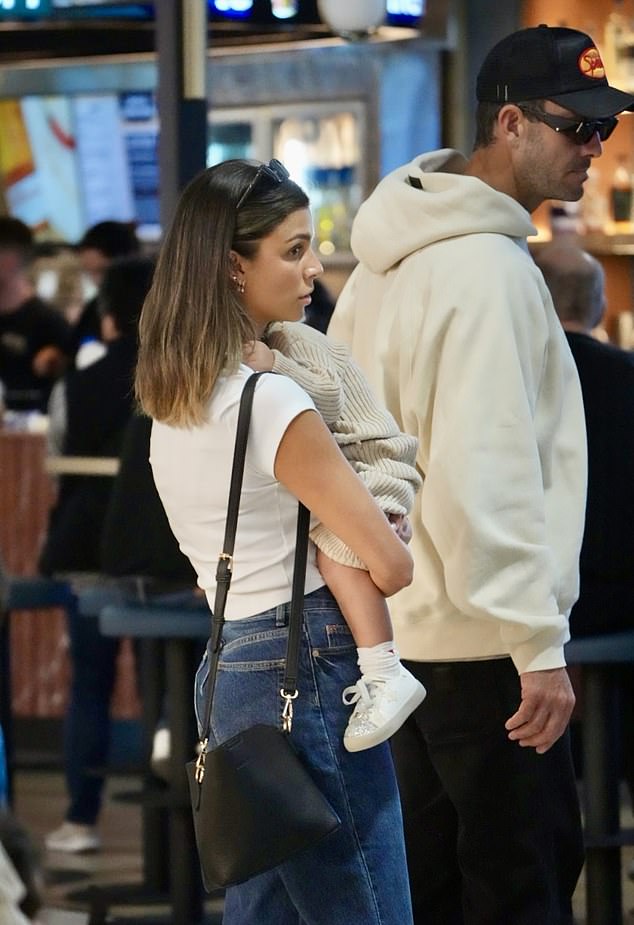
xmin=534 ymin=241 xmax=634 ymax=845
xmin=533 ymin=241 xmax=634 ymax=639
xmin=73 ymin=220 xmax=140 ymax=363
xmin=0 ymin=217 xmax=71 ymax=412
xmin=329 ymin=24 xmax=634 ymax=925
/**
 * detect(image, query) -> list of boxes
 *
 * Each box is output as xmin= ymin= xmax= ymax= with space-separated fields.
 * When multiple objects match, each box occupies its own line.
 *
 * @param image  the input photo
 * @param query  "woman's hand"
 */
xmin=243 ymin=340 xmax=275 ymax=372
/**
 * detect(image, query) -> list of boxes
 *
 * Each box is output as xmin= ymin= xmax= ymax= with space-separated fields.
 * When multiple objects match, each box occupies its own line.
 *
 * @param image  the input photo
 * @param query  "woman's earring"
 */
xmin=231 ymin=274 xmax=246 ymax=295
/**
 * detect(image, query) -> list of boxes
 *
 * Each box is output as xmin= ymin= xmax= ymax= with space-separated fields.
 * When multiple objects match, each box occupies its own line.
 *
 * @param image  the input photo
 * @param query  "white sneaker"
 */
xmin=45 ymin=822 xmax=101 ymax=853
xmin=342 ymin=666 xmax=426 ymax=752
xmin=150 ymin=726 xmax=171 ymax=782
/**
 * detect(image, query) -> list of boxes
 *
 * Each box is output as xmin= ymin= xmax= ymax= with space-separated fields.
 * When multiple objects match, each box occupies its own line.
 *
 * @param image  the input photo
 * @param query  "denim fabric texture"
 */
xmin=194 ymin=585 xmax=413 ymax=925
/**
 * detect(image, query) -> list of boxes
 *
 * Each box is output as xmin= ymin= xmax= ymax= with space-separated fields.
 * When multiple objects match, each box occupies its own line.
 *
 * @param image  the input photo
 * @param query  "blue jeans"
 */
xmin=65 ymin=581 xmax=205 ymax=825
xmin=194 ymin=586 xmax=413 ymax=925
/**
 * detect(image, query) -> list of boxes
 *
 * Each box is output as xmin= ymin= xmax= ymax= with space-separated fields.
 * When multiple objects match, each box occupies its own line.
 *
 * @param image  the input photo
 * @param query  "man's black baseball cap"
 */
xmin=477 ymin=24 xmax=634 ymax=118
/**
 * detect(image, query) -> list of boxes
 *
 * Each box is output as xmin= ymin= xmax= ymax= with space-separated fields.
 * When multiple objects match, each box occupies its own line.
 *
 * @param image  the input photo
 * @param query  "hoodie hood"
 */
xmin=350 ymin=149 xmax=537 ymax=274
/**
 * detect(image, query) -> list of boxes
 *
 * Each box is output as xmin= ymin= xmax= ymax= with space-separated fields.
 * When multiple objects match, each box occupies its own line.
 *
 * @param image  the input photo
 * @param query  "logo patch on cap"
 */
xmin=578 ymin=46 xmax=606 ymax=79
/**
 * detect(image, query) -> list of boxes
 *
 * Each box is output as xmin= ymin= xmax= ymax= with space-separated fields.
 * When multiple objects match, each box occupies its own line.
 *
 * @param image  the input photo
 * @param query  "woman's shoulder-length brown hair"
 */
xmin=135 ymin=159 xmax=309 ymax=427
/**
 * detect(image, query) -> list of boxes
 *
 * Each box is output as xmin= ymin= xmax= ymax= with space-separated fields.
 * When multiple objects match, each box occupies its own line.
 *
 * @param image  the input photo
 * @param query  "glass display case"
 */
xmin=208 ymin=101 xmax=366 ymax=260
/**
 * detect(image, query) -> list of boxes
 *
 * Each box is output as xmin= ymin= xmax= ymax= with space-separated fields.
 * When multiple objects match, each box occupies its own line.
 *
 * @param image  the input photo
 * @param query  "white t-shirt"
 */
xmin=150 ymin=365 xmax=325 ymax=619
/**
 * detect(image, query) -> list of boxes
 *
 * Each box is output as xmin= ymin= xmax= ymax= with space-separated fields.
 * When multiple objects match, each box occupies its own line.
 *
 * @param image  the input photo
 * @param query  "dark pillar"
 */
xmin=155 ymin=0 xmax=208 ymax=232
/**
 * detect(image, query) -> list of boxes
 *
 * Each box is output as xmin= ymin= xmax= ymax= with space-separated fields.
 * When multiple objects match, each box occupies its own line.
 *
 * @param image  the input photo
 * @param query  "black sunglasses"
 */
xmin=235 ymin=158 xmax=290 ymax=209
xmin=518 ymin=106 xmax=618 ymax=144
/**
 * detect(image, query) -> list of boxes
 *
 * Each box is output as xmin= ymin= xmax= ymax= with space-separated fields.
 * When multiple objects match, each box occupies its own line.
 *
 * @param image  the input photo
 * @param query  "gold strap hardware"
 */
xmin=194 ymin=739 xmax=208 ymax=783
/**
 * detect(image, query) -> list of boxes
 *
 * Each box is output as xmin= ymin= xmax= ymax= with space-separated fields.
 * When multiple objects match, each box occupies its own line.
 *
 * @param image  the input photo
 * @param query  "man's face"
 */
xmin=514 ymin=102 xmax=603 ymax=210
xmin=79 ymin=246 xmax=110 ymax=286
xmin=0 ymin=248 xmax=24 ymax=307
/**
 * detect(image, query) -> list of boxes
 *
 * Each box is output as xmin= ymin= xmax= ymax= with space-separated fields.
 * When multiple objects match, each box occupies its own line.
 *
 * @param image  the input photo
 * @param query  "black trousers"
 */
xmin=391 ymin=657 xmax=584 ymax=925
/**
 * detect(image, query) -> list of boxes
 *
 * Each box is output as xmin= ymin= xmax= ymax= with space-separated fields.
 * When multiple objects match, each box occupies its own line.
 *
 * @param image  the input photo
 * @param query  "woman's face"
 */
xmin=235 ymin=208 xmax=323 ymax=336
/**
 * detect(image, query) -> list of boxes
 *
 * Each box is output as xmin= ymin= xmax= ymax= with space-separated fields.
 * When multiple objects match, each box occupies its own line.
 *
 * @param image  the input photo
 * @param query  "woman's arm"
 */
xmin=274 ymin=409 xmax=413 ymax=597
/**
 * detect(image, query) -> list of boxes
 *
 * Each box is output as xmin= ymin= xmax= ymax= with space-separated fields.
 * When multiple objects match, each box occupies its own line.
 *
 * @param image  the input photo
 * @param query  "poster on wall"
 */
xmin=21 ymin=96 xmax=84 ymax=241
xmin=0 ymin=96 xmax=83 ymax=241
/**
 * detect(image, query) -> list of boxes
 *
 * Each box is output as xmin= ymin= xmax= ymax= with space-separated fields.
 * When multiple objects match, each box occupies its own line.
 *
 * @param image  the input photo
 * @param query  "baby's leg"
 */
xmin=317 ymin=548 xmax=426 ymax=753
xmin=316 ymin=549 xmax=392 ymax=646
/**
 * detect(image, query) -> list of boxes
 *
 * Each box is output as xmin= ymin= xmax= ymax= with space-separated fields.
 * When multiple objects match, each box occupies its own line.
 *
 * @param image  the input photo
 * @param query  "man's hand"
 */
xmin=505 ymin=667 xmax=575 ymax=754
xmin=32 ymin=345 xmax=67 ymax=379
xmin=243 ymin=340 xmax=275 ymax=372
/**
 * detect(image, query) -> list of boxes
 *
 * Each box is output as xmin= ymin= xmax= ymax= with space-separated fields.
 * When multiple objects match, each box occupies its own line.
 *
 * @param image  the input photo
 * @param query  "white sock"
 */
xmin=357 ymin=641 xmax=401 ymax=681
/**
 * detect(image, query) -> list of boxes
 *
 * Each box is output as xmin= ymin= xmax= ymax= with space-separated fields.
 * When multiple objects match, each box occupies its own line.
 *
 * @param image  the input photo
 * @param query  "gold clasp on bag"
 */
xmin=194 ymin=740 xmax=208 ymax=783
xmin=280 ymin=689 xmax=298 ymax=733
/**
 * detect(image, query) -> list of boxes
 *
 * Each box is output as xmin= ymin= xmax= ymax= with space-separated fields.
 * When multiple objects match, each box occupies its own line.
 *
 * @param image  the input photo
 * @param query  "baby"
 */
xmin=244 ymin=320 xmax=425 ymax=751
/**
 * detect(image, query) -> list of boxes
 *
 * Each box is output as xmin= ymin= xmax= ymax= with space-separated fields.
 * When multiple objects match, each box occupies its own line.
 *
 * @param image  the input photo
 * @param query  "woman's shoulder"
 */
xmin=216 ymin=365 xmax=315 ymax=412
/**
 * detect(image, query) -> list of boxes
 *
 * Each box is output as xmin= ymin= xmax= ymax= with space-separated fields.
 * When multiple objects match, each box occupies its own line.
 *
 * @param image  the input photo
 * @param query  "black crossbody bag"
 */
xmin=186 ymin=372 xmax=341 ymax=892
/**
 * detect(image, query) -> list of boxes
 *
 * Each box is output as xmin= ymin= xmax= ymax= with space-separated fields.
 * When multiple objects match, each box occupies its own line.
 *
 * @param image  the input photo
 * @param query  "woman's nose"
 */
xmin=306 ymin=257 xmax=323 ymax=278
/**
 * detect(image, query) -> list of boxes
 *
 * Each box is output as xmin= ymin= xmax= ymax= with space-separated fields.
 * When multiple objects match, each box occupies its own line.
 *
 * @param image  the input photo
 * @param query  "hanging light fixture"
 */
xmin=316 ymin=0 xmax=387 ymax=40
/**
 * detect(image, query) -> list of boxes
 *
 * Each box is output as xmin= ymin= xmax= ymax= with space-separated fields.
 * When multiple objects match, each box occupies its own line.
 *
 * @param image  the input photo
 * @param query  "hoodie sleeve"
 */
xmin=327 ymin=266 xmax=359 ymax=346
xmin=417 ymin=245 xmax=583 ymax=673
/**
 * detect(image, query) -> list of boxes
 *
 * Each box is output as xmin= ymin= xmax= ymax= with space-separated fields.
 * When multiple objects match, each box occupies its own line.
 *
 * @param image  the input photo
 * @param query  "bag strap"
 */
xmin=197 ymin=372 xmax=310 ymax=752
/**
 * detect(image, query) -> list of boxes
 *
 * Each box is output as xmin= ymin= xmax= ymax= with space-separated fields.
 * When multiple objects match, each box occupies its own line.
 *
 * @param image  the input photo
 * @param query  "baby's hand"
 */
xmin=388 ymin=514 xmax=412 ymax=545
xmin=243 ymin=340 xmax=275 ymax=372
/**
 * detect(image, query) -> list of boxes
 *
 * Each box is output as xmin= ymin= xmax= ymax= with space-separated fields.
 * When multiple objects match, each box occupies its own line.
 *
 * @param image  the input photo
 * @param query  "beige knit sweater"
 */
xmin=266 ymin=321 xmax=421 ymax=568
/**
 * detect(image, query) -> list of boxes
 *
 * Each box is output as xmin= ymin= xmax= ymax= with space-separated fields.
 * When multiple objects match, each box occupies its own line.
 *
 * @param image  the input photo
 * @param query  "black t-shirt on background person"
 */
xmin=0 ymin=296 xmax=72 ymax=412
xmin=100 ymin=412 xmax=196 ymax=587
xmin=565 ymin=330 xmax=634 ymax=637
xmin=39 ymin=335 xmax=138 ymax=575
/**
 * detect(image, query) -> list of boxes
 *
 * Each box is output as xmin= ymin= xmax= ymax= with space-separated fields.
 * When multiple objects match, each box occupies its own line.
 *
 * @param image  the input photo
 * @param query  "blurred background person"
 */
xmin=533 ymin=242 xmax=634 ymax=640
xmin=0 ymin=809 xmax=44 ymax=924
xmin=39 ymin=255 xmax=154 ymax=854
xmin=0 ymin=217 xmax=71 ymax=413
xmin=72 ymin=220 xmax=140 ymax=366
xmin=534 ymin=239 xmax=634 ymax=849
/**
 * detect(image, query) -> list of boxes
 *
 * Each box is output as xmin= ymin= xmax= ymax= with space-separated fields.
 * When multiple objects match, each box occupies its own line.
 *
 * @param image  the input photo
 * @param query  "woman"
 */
xmin=135 ymin=159 xmax=414 ymax=924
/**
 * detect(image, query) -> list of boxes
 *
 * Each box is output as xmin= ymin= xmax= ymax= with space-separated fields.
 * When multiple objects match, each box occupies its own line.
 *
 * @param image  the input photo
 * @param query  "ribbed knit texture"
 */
xmin=267 ymin=321 xmax=421 ymax=569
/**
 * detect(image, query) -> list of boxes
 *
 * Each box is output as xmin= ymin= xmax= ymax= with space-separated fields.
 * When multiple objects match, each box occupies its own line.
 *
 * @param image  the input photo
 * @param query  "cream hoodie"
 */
xmin=329 ymin=150 xmax=587 ymax=674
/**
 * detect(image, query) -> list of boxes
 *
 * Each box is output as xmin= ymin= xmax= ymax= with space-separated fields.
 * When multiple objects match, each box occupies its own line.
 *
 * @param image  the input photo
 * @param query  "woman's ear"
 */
xmin=228 ymin=250 xmax=246 ymax=295
xmin=229 ymin=250 xmax=244 ymax=274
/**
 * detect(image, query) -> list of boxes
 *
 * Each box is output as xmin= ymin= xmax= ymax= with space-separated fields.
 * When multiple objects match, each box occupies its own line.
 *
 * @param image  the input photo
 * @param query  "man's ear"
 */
xmin=498 ymin=104 xmax=524 ymax=141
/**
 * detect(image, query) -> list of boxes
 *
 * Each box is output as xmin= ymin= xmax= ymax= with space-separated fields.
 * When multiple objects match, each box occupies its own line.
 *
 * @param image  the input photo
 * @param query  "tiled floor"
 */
xmin=10 ymin=767 xmax=634 ymax=924
xmin=13 ymin=768 xmax=223 ymax=924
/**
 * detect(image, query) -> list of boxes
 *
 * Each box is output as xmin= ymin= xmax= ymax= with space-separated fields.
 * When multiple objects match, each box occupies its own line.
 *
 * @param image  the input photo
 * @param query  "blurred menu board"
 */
xmin=0 ymin=1 xmax=151 ymax=16
xmin=118 ymin=91 xmax=160 ymax=240
xmin=73 ymin=91 xmax=159 ymax=241
xmin=73 ymin=94 xmax=136 ymax=228
xmin=0 ymin=90 xmax=159 ymax=243
xmin=0 ymin=1 xmax=423 ymax=26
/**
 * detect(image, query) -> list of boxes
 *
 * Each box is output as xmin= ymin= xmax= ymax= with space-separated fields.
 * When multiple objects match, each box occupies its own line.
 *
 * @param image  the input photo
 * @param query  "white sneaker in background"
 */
xmin=150 ymin=726 xmax=171 ymax=782
xmin=44 ymin=822 xmax=100 ymax=854
xmin=342 ymin=666 xmax=426 ymax=753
